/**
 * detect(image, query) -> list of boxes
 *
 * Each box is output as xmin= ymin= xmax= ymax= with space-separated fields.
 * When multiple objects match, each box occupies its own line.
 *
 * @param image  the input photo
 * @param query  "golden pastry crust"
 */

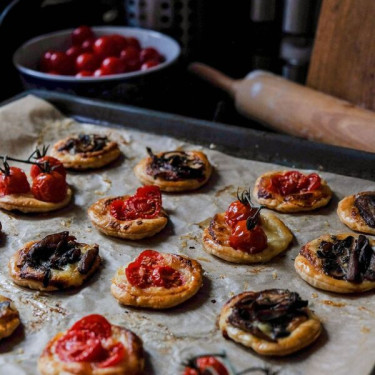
xmin=111 ymin=252 xmax=203 ymax=309
xmin=0 ymin=187 xmax=72 ymax=213
xmin=295 ymin=233 xmax=375 ymax=293
xmin=88 ymin=195 xmax=168 ymax=240
xmin=8 ymin=240 xmax=101 ymax=291
xmin=253 ymin=170 xmax=332 ymax=212
xmin=202 ymin=212 xmax=293 ymax=263
xmin=51 ymin=136 xmax=121 ymax=170
xmin=219 ymin=292 xmax=322 ymax=356
xmin=133 ymin=151 xmax=212 ymax=192
xmin=38 ymin=325 xmax=144 ymax=375
xmin=337 ymin=192 xmax=375 ymax=235
xmin=0 ymin=295 xmax=20 ymax=340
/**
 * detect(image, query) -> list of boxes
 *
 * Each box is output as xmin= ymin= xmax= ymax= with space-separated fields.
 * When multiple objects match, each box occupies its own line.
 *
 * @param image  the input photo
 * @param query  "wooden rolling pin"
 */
xmin=189 ymin=62 xmax=375 ymax=153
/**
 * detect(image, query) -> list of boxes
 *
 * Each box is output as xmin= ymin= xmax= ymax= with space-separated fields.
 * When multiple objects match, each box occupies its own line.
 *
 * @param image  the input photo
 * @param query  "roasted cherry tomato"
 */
xmin=140 ymin=47 xmax=160 ymax=63
xmin=93 ymin=36 xmax=118 ymax=59
xmin=97 ymin=342 xmax=126 ymax=368
xmin=183 ymin=356 xmax=229 ymax=375
xmin=151 ymin=265 xmax=183 ymax=288
xmin=76 ymin=53 xmax=100 ymax=72
xmin=136 ymin=249 xmax=164 ymax=267
xmin=31 ymin=171 xmax=67 ymax=203
xmin=48 ymin=51 xmax=74 ymax=75
xmin=30 ymin=156 xmax=66 ymax=180
xmin=141 ymin=60 xmax=159 ymax=70
xmin=70 ymin=314 xmax=112 ymax=339
xmin=0 ymin=167 xmax=30 ymax=196
xmin=125 ymin=262 xmax=153 ymax=289
xmin=225 ymin=200 xmax=258 ymax=228
xmin=101 ymin=57 xmax=125 ymax=75
xmin=72 ymin=26 xmax=95 ymax=46
xmin=229 ymin=220 xmax=267 ymax=253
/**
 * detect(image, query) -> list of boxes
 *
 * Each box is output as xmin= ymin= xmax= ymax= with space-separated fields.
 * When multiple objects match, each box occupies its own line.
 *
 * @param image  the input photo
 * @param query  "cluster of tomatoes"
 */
xmin=225 ymin=199 xmax=267 ymax=253
xmin=267 ymin=171 xmax=321 ymax=196
xmin=0 ymin=156 xmax=67 ymax=203
xmin=183 ymin=356 xmax=229 ymax=375
xmin=56 ymin=315 xmax=125 ymax=368
xmin=126 ymin=250 xmax=184 ymax=289
xmin=39 ymin=25 xmax=165 ymax=77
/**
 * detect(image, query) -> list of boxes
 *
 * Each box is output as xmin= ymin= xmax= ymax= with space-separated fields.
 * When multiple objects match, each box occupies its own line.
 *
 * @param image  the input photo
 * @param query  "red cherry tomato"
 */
xmin=97 ymin=343 xmax=125 ymax=368
xmin=40 ymin=50 xmax=58 ymax=72
xmin=0 ymin=167 xmax=30 ymax=196
xmin=151 ymin=266 xmax=183 ymax=288
xmin=120 ymin=47 xmax=141 ymax=72
xmin=307 ymin=173 xmax=321 ymax=191
xmin=66 ymin=46 xmax=83 ymax=60
xmin=225 ymin=200 xmax=257 ymax=228
xmin=196 ymin=356 xmax=229 ymax=375
xmin=76 ymin=70 xmax=93 ymax=77
xmin=136 ymin=249 xmax=164 ymax=267
xmin=94 ymin=36 xmax=118 ymax=59
xmin=183 ymin=369 xmax=199 ymax=375
xmin=48 ymin=52 xmax=74 ymax=75
xmin=93 ymin=68 xmax=108 ymax=77
xmin=110 ymin=34 xmax=128 ymax=54
xmin=229 ymin=221 xmax=267 ymax=253
xmin=81 ymin=38 xmax=95 ymax=53
xmin=140 ymin=47 xmax=160 ymax=63
xmin=70 ymin=314 xmax=112 ymax=339
xmin=56 ymin=330 xmax=104 ymax=363
xmin=125 ymin=262 xmax=153 ymax=289
xmin=30 ymin=156 xmax=66 ymax=180
xmin=126 ymin=37 xmax=141 ymax=50
xmin=101 ymin=57 xmax=125 ymax=75
xmin=72 ymin=26 xmax=95 ymax=46
xmin=76 ymin=53 xmax=100 ymax=72
xmin=141 ymin=60 xmax=159 ymax=70
xmin=31 ymin=171 xmax=67 ymax=203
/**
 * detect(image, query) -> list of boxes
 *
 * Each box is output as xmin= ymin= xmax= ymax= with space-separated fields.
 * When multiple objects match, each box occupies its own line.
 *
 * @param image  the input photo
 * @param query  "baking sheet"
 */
xmin=0 ymin=95 xmax=374 ymax=375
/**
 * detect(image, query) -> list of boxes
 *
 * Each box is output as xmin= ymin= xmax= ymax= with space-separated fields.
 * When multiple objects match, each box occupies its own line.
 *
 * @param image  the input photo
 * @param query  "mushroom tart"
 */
xmin=253 ymin=170 xmax=332 ymax=213
xmin=111 ymin=250 xmax=203 ymax=309
xmin=51 ymin=134 xmax=121 ymax=170
xmin=134 ymin=148 xmax=212 ymax=192
xmin=295 ymin=233 xmax=375 ymax=293
xmin=337 ymin=191 xmax=375 ymax=235
xmin=9 ymin=232 xmax=101 ymax=291
xmin=219 ymin=289 xmax=322 ymax=356
xmin=38 ymin=314 xmax=144 ymax=375
xmin=203 ymin=188 xmax=292 ymax=263
xmin=0 ymin=296 xmax=20 ymax=340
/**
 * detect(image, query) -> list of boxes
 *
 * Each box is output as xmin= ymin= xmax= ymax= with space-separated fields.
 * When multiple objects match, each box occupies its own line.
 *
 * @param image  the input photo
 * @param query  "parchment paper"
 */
xmin=0 ymin=95 xmax=374 ymax=375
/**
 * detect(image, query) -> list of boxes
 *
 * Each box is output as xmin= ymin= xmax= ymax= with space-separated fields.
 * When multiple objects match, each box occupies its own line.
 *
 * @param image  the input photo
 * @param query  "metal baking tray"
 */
xmin=2 ymin=89 xmax=375 ymax=181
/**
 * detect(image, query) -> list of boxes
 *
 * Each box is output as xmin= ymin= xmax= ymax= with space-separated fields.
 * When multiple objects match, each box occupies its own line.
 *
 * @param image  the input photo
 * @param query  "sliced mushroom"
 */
xmin=354 ymin=192 xmax=375 ymax=228
xmin=77 ymin=246 xmax=99 ymax=274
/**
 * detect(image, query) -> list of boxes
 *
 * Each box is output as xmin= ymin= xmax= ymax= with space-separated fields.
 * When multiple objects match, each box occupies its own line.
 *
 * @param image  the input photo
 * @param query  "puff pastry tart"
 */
xmin=51 ymin=133 xmax=121 ymax=170
xmin=38 ymin=314 xmax=144 ymax=375
xmin=0 ymin=296 xmax=20 ymax=340
xmin=133 ymin=148 xmax=212 ymax=192
xmin=203 ymin=189 xmax=292 ymax=263
xmin=9 ymin=231 xmax=101 ymax=291
xmin=337 ymin=191 xmax=375 ymax=235
xmin=253 ymin=170 xmax=332 ymax=212
xmin=219 ymin=289 xmax=322 ymax=356
xmin=0 ymin=156 xmax=71 ymax=213
xmin=111 ymin=249 xmax=203 ymax=309
xmin=295 ymin=233 xmax=375 ymax=293
xmin=88 ymin=185 xmax=168 ymax=240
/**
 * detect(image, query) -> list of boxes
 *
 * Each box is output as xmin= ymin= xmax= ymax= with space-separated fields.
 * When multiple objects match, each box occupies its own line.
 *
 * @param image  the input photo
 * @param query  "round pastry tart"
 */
xmin=38 ymin=314 xmax=144 ymax=375
xmin=219 ymin=289 xmax=322 ymax=356
xmin=337 ymin=191 xmax=375 ymax=235
xmin=51 ymin=133 xmax=121 ymax=170
xmin=133 ymin=148 xmax=212 ymax=192
xmin=89 ymin=185 xmax=168 ymax=240
xmin=111 ymin=249 xmax=203 ymax=309
xmin=253 ymin=170 xmax=332 ymax=212
xmin=0 ymin=152 xmax=72 ymax=213
xmin=9 ymin=231 xmax=101 ymax=291
xmin=203 ymin=188 xmax=293 ymax=263
xmin=0 ymin=296 xmax=20 ymax=340
xmin=183 ymin=354 xmax=230 ymax=375
xmin=295 ymin=233 xmax=375 ymax=293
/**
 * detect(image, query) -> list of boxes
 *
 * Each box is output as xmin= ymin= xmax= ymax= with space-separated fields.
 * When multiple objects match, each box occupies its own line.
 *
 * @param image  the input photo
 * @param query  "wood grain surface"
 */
xmin=307 ymin=0 xmax=375 ymax=110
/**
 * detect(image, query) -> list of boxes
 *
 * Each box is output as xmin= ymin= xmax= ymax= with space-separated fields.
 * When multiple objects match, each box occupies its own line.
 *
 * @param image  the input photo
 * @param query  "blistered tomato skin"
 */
xmin=31 ymin=171 xmax=67 ymax=203
xmin=225 ymin=200 xmax=257 ymax=228
xmin=229 ymin=220 xmax=267 ymax=254
xmin=0 ymin=167 xmax=30 ymax=196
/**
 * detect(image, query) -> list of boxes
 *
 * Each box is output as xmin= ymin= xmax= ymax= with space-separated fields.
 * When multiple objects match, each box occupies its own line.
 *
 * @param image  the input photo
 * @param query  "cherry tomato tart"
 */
xmin=111 ymin=249 xmax=203 ymax=309
xmin=219 ymin=289 xmax=322 ymax=356
xmin=8 ymin=232 xmax=101 ymax=291
xmin=203 ymin=189 xmax=293 ymax=263
xmin=253 ymin=170 xmax=332 ymax=213
xmin=295 ymin=233 xmax=375 ymax=293
xmin=183 ymin=355 xmax=229 ymax=375
xmin=0 ymin=295 xmax=20 ymax=340
xmin=134 ymin=148 xmax=212 ymax=192
xmin=88 ymin=186 xmax=168 ymax=240
xmin=38 ymin=314 xmax=144 ymax=375
xmin=51 ymin=133 xmax=121 ymax=170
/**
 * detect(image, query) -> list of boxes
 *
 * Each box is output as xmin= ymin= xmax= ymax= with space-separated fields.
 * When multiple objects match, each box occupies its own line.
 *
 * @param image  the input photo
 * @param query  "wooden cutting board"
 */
xmin=307 ymin=0 xmax=375 ymax=110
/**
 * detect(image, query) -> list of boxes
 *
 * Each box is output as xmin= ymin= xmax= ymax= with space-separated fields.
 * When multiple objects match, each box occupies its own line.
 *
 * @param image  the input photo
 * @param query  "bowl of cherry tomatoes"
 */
xmin=13 ymin=25 xmax=180 ymax=101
